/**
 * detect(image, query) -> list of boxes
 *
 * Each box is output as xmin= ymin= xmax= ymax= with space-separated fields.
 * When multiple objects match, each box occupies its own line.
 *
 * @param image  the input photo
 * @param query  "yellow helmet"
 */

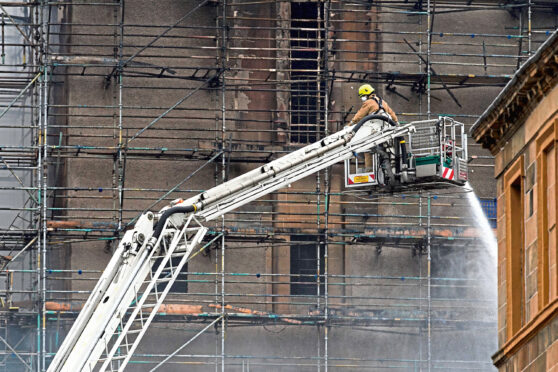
xmin=358 ymin=84 xmax=375 ymax=97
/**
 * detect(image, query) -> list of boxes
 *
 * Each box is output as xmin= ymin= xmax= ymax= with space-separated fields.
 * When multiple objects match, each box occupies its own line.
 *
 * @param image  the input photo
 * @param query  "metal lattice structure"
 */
xmin=0 ymin=1 xmax=557 ymax=371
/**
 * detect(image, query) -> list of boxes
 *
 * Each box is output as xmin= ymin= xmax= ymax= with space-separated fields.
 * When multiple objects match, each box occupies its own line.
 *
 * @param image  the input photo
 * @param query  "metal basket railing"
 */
xmin=408 ymin=119 xmax=440 ymax=157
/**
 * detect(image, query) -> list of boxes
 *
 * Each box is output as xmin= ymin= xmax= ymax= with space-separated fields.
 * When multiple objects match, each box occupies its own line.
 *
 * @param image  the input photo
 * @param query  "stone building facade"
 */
xmin=472 ymin=29 xmax=558 ymax=372
xmin=2 ymin=0 xmax=557 ymax=370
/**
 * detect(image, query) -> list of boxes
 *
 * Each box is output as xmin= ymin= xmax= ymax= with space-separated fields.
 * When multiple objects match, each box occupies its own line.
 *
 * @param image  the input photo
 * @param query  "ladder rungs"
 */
xmin=151 ymin=253 xmax=186 ymax=259
xmin=142 ymin=277 xmax=173 ymax=285
xmin=140 ymin=303 xmax=158 ymax=309
xmin=108 ymin=355 xmax=128 ymax=360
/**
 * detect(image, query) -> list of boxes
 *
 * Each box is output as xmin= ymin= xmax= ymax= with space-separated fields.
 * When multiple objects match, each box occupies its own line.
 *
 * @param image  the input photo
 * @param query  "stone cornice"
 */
xmin=471 ymin=30 xmax=558 ymax=155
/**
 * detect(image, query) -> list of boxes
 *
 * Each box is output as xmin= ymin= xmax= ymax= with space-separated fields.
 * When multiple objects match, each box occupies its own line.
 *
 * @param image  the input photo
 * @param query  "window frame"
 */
xmin=536 ymin=120 xmax=558 ymax=309
xmin=504 ymin=155 xmax=524 ymax=339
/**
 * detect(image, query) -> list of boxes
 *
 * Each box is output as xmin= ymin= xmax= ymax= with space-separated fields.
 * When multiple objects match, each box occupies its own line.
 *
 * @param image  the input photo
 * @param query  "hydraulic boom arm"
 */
xmin=48 ymin=115 xmax=412 ymax=372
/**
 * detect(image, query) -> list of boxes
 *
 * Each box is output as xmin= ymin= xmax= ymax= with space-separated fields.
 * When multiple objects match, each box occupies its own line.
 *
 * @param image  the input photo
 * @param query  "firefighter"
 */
xmin=348 ymin=84 xmax=400 ymax=180
xmin=348 ymin=84 xmax=399 ymax=127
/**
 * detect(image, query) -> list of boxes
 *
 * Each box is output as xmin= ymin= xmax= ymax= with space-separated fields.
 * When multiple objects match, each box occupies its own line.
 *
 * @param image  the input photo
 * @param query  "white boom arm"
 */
xmin=48 ymin=117 xmax=413 ymax=372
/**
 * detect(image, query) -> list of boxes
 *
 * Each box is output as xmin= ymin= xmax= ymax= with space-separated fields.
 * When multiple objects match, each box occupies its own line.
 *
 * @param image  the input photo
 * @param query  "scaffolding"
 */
xmin=0 ymin=0 xmax=557 ymax=371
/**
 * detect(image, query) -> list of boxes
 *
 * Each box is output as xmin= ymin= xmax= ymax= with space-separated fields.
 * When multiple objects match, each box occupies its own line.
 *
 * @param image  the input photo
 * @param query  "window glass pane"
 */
xmin=290 ymin=235 xmax=324 ymax=295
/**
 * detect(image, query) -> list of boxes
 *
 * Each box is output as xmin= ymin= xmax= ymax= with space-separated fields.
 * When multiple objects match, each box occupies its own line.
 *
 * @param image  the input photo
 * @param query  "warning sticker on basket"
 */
xmin=347 ymin=174 xmax=375 ymax=185
xmin=354 ymin=175 xmax=370 ymax=183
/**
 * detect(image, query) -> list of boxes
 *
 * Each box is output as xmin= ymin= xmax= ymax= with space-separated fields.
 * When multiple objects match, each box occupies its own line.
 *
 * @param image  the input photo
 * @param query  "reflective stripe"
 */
xmin=442 ymin=166 xmax=454 ymax=180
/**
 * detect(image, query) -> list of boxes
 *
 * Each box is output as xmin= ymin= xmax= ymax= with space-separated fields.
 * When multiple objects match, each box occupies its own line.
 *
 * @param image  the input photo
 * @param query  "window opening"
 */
xmin=509 ymin=177 xmax=524 ymax=335
xmin=290 ymin=2 xmax=325 ymax=144
xmin=479 ymin=198 xmax=497 ymax=229
xmin=290 ymin=235 xmax=325 ymax=296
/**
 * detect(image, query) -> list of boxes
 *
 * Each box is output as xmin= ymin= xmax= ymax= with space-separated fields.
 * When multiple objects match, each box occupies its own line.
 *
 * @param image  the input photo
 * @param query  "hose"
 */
xmin=400 ymin=139 xmax=408 ymax=165
xmin=152 ymin=205 xmax=196 ymax=240
xmin=394 ymin=136 xmax=401 ymax=173
xmin=351 ymin=114 xmax=397 ymax=133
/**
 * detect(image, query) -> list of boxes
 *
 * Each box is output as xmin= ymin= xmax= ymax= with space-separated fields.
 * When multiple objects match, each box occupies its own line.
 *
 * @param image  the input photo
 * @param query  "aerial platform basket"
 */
xmin=344 ymin=116 xmax=468 ymax=191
